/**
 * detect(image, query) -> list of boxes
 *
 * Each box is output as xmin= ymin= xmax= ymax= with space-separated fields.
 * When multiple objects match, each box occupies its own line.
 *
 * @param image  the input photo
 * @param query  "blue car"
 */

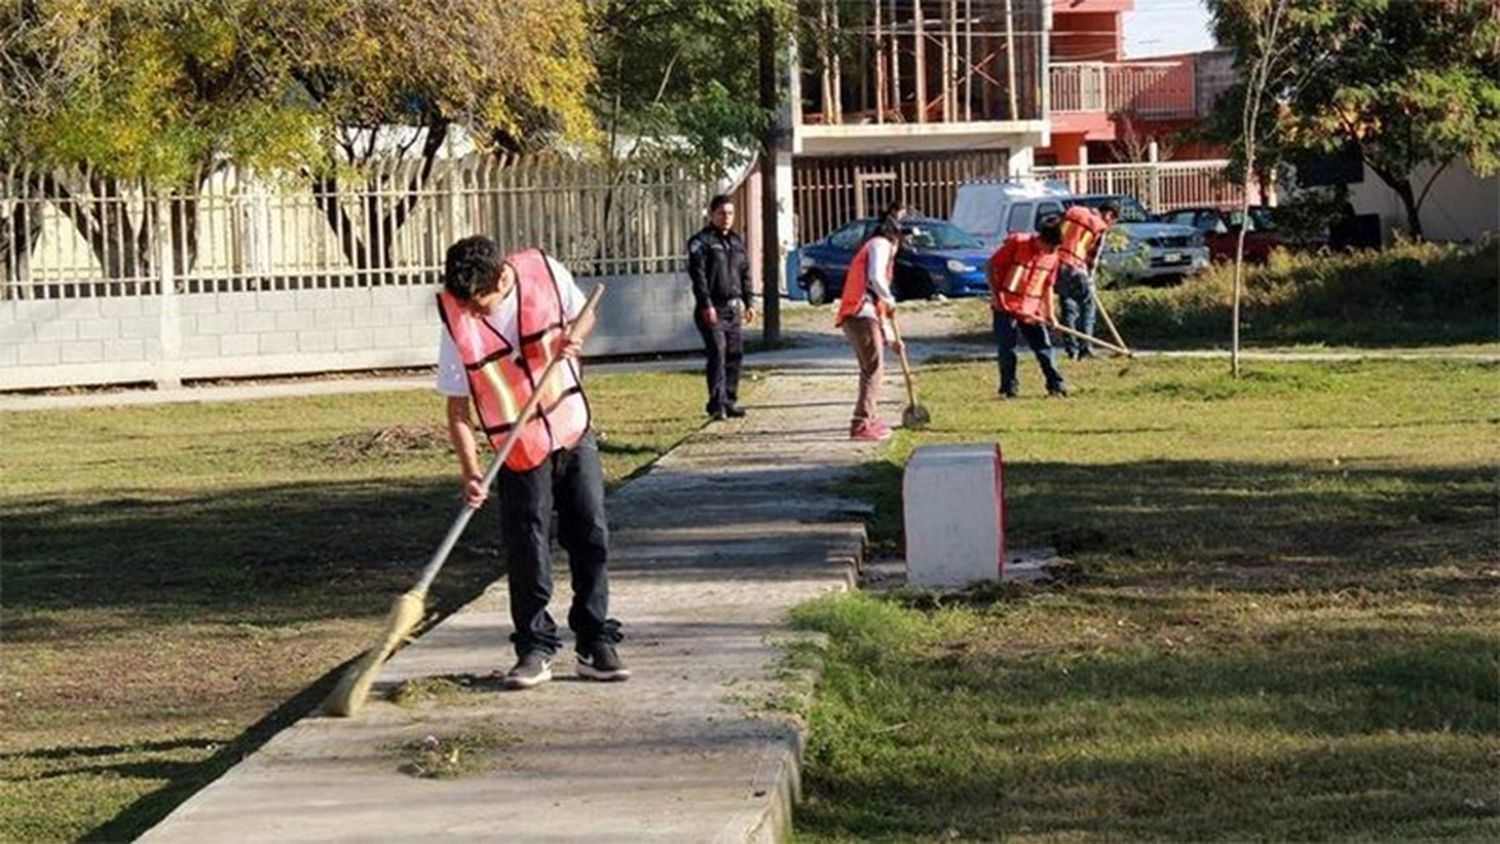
xmin=796 ymin=216 xmax=992 ymax=305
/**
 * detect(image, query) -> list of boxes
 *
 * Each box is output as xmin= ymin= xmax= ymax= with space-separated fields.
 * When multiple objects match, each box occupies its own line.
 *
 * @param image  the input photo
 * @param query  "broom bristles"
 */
xmin=323 ymin=590 xmax=427 ymax=717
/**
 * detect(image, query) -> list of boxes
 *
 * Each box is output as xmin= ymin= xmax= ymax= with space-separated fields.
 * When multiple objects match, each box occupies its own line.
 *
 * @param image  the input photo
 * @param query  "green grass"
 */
xmin=0 ymin=371 xmax=707 ymax=843
xmin=791 ymin=357 xmax=1500 ymax=842
xmin=1105 ymin=240 xmax=1499 ymax=349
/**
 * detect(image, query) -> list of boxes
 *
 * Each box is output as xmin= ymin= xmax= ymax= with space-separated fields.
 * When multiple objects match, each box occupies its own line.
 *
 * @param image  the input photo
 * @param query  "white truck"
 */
xmin=949 ymin=180 xmax=1210 ymax=284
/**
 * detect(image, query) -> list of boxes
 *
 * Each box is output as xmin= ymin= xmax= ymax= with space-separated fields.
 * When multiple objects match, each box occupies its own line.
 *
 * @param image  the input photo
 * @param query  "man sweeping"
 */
xmin=435 ymin=235 xmax=628 ymax=690
xmin=1055 ymin=201 xmax=1118 ymax=359
xmin=834 ymin=218 xmax=905 ymax=441
xmin=987 ymin=217 xmax=1067 ymax=399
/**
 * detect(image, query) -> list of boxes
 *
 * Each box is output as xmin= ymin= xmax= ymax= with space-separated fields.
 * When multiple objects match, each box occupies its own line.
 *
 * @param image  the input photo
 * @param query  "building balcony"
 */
xmin=1049 ymin=61 xmax=1197 ymax=121
xmin=792 ymin=0 xmax=1049 ymax=155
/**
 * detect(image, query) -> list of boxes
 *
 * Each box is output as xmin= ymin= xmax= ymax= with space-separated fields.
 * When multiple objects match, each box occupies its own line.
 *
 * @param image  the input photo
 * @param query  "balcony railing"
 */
xmin=1049 ymin=61 xmax=1196 ymax=120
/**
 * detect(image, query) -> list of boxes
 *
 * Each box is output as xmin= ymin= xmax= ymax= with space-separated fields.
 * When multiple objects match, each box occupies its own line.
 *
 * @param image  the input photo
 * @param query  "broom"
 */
xmin=323 ymin=284 xmax=606 ymax=717
xmin=889 ymin=315 xmax=931 ymax=429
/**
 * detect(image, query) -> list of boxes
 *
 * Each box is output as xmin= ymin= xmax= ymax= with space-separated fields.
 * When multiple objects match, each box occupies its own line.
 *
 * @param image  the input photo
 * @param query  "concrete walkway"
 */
xmin=140 ymin=360 xmax=888 ymax=842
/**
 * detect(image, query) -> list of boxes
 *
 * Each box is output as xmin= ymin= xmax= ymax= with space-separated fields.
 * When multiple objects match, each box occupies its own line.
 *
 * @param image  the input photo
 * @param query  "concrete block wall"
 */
xmin=0 ymin=272 xmax=700 ymax=391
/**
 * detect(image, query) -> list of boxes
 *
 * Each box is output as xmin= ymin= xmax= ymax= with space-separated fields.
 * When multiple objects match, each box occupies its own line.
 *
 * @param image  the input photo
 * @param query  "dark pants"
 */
xmin=696 ymin=301 xmax=744 ymax=414
xmin=993 ymin=310 xmax=1065 ymax=395
xmin=497 ymin=430 xmax=617 ymax=658
xmin=1057 ymin=264 xmax=1097 ymax=358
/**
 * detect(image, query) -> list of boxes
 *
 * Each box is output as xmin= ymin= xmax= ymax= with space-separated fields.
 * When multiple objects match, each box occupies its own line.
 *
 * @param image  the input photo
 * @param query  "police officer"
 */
xmin=688 ymin=194 xmax=756 ymax=421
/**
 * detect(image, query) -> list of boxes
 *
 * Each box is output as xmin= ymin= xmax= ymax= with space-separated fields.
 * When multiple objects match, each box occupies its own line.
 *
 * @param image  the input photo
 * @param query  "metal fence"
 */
xmin=1049 ymin=61 xmax=1197 ymax=119
xmin=793 ymin=150 xmax=1010 ymax=244
xmin=1 ymin=157 xmax=718 ymax=300
xmin=1030 ymin=160 xmax=1253 ymax=212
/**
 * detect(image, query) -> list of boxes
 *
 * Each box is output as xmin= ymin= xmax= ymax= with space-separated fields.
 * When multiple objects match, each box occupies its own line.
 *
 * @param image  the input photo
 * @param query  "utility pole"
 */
xmin=758 ymin=2 xmax=782 ymax=344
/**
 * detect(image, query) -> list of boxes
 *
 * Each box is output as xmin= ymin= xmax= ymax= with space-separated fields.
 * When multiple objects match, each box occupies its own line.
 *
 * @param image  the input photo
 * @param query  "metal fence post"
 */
xmin=153 ymin=189 xmax=182 ymax=389
xmin=1147 ymin=141 xmax=1161 ymax=212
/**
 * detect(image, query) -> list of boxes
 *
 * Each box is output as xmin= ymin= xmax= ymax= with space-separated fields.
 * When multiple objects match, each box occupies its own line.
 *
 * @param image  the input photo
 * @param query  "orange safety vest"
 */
xmin=990 ymin=233 xmax=1060 ymax=321
xmin=436 ymin=248 xmax=591 ymax=473
xmin=1058 ymin=205 xmax=1109 ymax=269
xmin=834 ymin=237 xmax=897 ymax=328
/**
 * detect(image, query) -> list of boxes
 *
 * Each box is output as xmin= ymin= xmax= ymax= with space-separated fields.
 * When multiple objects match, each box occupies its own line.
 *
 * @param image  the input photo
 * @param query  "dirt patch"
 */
xmin=329 ymin=424 xmax=449 ymax=459
xmin=385 ymin=726 xmax=521 ymax=779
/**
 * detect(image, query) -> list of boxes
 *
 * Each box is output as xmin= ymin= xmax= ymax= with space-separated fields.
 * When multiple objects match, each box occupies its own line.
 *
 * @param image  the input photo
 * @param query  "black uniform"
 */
xmin=687 ymin=225 xmax=753 ymax=416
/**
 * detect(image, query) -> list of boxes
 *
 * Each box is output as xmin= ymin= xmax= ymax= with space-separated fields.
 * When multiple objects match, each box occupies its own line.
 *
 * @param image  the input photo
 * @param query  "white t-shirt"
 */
xmin=436 ymin=255 xmax=586 ymax=397
xmin=855 ymin=237 xmax=896 ymax=320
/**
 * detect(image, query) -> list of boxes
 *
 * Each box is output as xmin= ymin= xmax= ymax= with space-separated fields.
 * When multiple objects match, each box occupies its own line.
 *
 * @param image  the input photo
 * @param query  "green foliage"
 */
xmin=588 ymin=0 xmax=786 ymax=167
xmin=1206 ymin=0 xmax=1500 ymax=237
xmin=0 ymin=0 xmax=323 ymax=183
xmin=1105 ymin=240 xmax=1499 ymax=347
xmin=0 ymin=0 xmax=598 ymax=181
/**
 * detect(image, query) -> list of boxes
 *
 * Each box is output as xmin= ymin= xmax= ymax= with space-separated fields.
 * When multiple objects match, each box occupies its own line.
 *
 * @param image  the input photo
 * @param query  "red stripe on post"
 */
xmin=994 ymin=443 xmax=1007 ymax=578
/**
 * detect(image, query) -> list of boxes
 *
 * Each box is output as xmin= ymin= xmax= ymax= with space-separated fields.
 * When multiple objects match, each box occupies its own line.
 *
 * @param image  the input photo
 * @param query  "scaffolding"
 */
xmin=800 ymin=0 xmax=1047 ymax=126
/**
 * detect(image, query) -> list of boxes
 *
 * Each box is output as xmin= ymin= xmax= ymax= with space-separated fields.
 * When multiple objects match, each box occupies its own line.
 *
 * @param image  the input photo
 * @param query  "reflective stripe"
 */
xmin=437 ymin=248 xmax=591 ymax=472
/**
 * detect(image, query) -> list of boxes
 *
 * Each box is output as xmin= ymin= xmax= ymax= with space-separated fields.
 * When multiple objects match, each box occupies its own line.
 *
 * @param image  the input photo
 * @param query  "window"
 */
xmin=1006 ymin=203 xmax=1034 ymax=234
xmin=828 ymin=222 xmax=865 ymax=250
xmin=902 ymin=221 xmax=983 ymax=250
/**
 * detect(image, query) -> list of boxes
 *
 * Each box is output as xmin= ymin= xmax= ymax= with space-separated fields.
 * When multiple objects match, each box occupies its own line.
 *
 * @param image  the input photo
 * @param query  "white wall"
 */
xmin=0 ymin=273 xmax=700 ymax=391
xmin=1348 ymin=160 xmax=1499 ymax=244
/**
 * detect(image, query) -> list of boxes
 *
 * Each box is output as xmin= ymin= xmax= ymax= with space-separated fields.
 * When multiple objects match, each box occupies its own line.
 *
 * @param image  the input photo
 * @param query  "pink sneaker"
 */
xmin=850 ymin=421 xmax=892 ymax=442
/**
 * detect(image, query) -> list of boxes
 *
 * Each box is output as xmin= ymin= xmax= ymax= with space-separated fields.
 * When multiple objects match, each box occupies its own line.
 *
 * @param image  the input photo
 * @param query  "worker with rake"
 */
xmin=1055 ymin=201 xmax=1119 ymax=359
xmin=435 ymin=236 xmax=629 ymax=690
xmin=987 ymin=216 xmax=1068 ymax=399
xmin=834 ymin=217 xmax=906 ymax=441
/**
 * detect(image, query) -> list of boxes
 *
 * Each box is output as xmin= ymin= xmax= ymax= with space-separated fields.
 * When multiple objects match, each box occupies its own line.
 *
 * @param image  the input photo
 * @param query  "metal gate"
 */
xmin=792 ymin=151 xmax=1009 ymax=244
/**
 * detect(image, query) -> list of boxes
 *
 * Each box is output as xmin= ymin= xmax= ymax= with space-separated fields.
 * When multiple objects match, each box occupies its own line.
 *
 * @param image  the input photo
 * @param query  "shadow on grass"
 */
xmin=80 ymin=653 xmax=362 ymax=842
xmin=4 ymin=478 xmax=502 ymax=626
xmin=804 ymin=454 xmax=1499 ymax=840
xmin=841 ymin=457 xmax=1497 ymax=594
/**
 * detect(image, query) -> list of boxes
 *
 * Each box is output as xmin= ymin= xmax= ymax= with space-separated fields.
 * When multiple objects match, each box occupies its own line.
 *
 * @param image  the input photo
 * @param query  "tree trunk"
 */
xmin=1393 ymin=178 xmax=1423 ymax=240
xmin=1 ymin=199 xmax=43 ymax=289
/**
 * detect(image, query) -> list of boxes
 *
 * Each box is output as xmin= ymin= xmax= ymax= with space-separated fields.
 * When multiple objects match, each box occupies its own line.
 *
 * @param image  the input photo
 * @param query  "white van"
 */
xmin=950 ymin=181 xmax=1210 ymax=284
xmin=949 ymin=179 xmax=1072 ymax=253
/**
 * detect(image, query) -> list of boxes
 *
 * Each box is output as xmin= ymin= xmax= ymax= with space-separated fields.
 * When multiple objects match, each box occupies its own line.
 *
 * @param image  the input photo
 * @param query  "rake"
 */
xmin=889 ymin=316 xmax=931 ymax=429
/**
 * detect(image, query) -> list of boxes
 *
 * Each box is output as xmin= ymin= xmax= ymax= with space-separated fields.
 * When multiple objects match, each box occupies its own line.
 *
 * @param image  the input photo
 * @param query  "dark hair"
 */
xmin=709 ymin=194 xmax=734 ymax=214
xmin=873 ymin=218 xmax=902 ymax=242
xmin=1036 ymin=216 xmax=1063 ymax=247
xmin=1100 ymin=201 xmax=1121 ymax=219
xmin=444 ymin=235 xmax=505 ymax=302
xmin=883 ymin=200 xmax=908 ymax=220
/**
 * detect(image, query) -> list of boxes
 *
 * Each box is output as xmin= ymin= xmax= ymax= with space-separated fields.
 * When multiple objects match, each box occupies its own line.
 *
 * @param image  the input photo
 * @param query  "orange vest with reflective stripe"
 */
xmin=1059 ymin=205 xmax=1109 ymax=269
xmin=990 ymin=234 xmax=1060 ymax=321
xmin=834 ymin=238 xmax=896 ymax=328
xmin=436 ymin=249 xmax=590 ymax=472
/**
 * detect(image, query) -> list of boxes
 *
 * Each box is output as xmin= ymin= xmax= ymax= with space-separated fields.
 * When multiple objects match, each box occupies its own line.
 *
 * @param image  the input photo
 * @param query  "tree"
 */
xmin=288 ymin=0 xmax=595 ymax=271
xmin=586 ymin=0 xmax=775 ymax=168
xmin=1209 ymin=0 xmax=1500 ymax=240
xmin=0 ymin=0 xmax=325 ymax=280
xmin=0 ymin=0 xmax=597 ymax=280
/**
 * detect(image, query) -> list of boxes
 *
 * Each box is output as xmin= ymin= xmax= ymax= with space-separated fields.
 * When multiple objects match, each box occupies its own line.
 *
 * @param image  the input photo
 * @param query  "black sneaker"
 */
xmin=998 ymin=390 xmax=1019 ymax=400
xmin=725 ymin=404 xmax=747 ymax=418
xmin=708 ymin=408 xmax=727 ymax=422
xmin=501 ymin=651 xmax=553 ymax=690
xmin=576 ymin=641 xmax=631 ymax=682
xmin=1047 ymin=386 xmax=1070 ymax=398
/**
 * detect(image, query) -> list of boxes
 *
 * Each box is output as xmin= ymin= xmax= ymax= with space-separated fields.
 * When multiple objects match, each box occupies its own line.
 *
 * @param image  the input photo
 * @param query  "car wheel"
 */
xmin=899 ymin=272 xmax=937 ymax=301
xmin=805 ymin=274 xmax=828 ymax=306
